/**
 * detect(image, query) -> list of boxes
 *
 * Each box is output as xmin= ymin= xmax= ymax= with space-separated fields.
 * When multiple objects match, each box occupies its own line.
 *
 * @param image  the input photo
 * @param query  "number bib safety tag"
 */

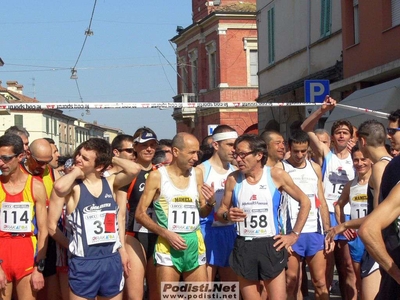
xmin=238 ymin=208 xmax=273 ymax=237
xmin=133 ymin=207 xmax=157 ymax=233
xmin=0 ymin=202 xmax=32 ymax=232
xmin=167 ymin=202 xmax=199 ymax=233
xmin=84 ymin=211 xmax=117 ymax=245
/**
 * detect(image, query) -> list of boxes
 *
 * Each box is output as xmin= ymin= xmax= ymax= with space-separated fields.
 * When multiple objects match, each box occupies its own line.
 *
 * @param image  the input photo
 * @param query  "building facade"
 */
xmin=171 ymin=0 xmax=259 ymax=140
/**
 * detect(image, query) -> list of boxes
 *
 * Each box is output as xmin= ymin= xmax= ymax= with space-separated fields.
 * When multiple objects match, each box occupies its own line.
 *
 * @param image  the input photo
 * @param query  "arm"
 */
xmin=111 ymin=157 xmax=142 ymax=190
xmin=135 ymin=171 xmax=186 ymax=250
xmin=272 ymin=168 xmax=311 ymax=250
xmin=313 ymin=162 xmax=331 ymax=231
xmin=359 ymin=183 xmax=400 ymax=284
xmin=216 ymin=172 xmax=246 ymax=223
xmin=335 ymin=181 xmax=351 ymax=224
xmin=31 ymin=178 xmax=48 ymax=291
xmin=196 ymin=167 xmax=215 ymax=218
xmin=370 ymin=162 xmax=387 ymax=209
xmin=0 ymin=263 xmax=6 ymax=290
xmin=48 ymin=190 xmax=69 ymax=249
xmin=116 ymin=189 xmax=130 ymax=275
xmin=301 ymin=96 xmax=336 ymax=164
xmin=53 ymin=167 xmax=83 ymax=197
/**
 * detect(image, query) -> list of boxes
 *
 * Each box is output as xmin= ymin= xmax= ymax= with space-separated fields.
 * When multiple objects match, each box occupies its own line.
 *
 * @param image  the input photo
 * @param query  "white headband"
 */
xmin=212 ymin=131 xmax=238 ymax=142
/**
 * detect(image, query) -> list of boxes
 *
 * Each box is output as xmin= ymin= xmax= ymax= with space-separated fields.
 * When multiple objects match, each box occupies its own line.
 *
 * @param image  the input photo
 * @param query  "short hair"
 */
xmin=331 ymin=120 xmax=353 ymax=136
xmin=388 ymin=109 xmax=400 ymax=127
xmin=158 ymin=139 xmax=172 ymax=148
xmin=43 ymin=137 xmax=55 ymax=145
xmin=201 ymin=135 xmax=213 ymax=147
xmin=351 ymin=145 xmax=361 ymax=157
xmin=357 ymin=120 xmax=386 ymax=147
xmin=0 ymin=134 xmax=24 ymax=155
xmin=259 ymin=130 xmax=282 ymax=145
xmin=111 ymin=134 xmax=133 ymax=150
xmin=288 ymin=130 xmax=309 ymax=147
xmin=212 ymin=124 xmax=236 ymax=135
xmin=314 ymin=128 xmax=330 ymax=137
xmin=73 ymin=138 xmax=112 ymax=171
xmin=152 ymin=150 xmax=166 ymax=165
xmin=234 ymin=134 xmax=268 ymax=166
xmin=5 ymin=125 xmax=30 ymax=138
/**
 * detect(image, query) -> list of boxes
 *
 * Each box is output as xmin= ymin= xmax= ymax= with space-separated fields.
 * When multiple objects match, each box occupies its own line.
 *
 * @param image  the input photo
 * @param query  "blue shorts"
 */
xmin=69 ymin=252 xmax=124 ymax=298
xmin=204 ymin=225 xmax=236 ymax=267
xmin=292 ymin=232 xmax=324 ymax=258
xmin=330 ymin=213 xmax=351 ymax=241
xmin=348 ymin=235 xmax=365 ymax=263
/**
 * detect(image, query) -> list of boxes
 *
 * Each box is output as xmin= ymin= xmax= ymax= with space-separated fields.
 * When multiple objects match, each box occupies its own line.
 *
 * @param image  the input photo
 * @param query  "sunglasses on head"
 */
xmin=0 ymin=154 xmax=18 ymax=163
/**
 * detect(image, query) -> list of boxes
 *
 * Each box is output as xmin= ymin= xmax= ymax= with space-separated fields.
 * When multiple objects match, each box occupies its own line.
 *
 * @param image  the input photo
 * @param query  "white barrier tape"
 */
xmin=0 ymin=102 xmax=390 ymax=119
xmin=0 ymin=102 xmax=323 ymax=110
xmin=336 ymin=103 xmax=389 ymax=119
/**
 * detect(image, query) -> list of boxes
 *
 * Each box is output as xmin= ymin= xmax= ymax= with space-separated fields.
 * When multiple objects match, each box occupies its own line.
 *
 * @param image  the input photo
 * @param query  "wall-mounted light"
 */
xmin=0 ymin=57 xmax=4 ymax=67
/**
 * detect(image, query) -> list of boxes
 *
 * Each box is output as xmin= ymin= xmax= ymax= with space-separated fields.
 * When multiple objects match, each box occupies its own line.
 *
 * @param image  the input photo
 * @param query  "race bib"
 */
xmin=167 ymin=203 xmax=199 ymax=233
xmin=84 ymin=210 xmax=118 ymax=245
xmin=238 ymin=208 xmax=273 ymax=237
xmin=133 ymin=207 xmax=157 ymax=233
xmin=0 ymin=202 xmax=32 ymax=233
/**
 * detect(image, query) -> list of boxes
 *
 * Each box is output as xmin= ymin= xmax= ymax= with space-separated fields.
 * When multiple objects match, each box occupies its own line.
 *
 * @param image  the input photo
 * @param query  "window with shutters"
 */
xmin=268 ymin=7 xmax=275 ymax=64
xmin=353 ymin=0 xmax=360 ymax=44
xmin=188 ymin=49 xmax=198 ymax=93
xmin=14 ymin=115 xmax=23 ymax=127
xmin=321 ymin=0 xmax=332 ymax=37
xmin=392 ymin=0 xmax=400 ymax=27
xmin=206 ymin=41 xmax=217 ymax=89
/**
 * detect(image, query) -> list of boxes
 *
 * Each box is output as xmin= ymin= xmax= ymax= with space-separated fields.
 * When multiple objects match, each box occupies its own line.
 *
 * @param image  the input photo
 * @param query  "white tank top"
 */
xmin=202 ymin=160 xmax=235 ymax=227
xmin=349 ymin=177 xmax=368 ymax=220
xmin=233 ymin=167 xmax=284 ymax=238
xmin=282 ymin=159 xmax=321 ymax=233
xmin=323 ymin=150 xmax=355 ymax=214
xmin=154 ymin=166 xmax=200 ymax=233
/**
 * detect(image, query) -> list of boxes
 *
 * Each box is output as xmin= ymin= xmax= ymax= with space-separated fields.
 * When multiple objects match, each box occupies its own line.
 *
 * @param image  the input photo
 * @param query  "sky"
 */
xmin=0 ymin=1 xmax=193 ymax=139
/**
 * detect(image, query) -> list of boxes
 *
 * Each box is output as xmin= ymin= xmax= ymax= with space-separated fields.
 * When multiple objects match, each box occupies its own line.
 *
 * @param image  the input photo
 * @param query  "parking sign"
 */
xmin=304 ymin=80 xmax=330 ymax=117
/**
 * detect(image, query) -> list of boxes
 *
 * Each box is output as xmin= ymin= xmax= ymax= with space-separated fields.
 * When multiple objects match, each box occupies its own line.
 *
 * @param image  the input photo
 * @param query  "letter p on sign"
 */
xmin=304 ymin=80 xmax=330 ymax=117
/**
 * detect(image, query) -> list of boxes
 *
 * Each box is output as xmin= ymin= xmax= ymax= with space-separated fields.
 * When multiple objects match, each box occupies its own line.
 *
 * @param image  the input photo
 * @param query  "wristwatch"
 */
xmin=35 ymin=259 xmax=46 ymax=273
xmin=206 ymin=201 xmax=216 ymax=208
xmin=222 ymin=211 xmax=229 ymax=221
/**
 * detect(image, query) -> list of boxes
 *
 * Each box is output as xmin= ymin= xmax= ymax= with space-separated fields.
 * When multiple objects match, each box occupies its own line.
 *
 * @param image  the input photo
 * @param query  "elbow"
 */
xmin=47 ymin=223 xmax=57 ymax=238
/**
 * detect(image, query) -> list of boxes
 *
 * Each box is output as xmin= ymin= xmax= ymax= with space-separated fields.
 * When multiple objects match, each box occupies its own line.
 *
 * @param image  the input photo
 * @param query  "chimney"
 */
xmin=6 ymin=81 xmax=23 ymax=94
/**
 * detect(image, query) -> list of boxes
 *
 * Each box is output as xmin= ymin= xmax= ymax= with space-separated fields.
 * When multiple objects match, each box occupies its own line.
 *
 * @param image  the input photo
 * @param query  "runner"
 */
xmin=217 ymin=134 xmax=311 ymax=300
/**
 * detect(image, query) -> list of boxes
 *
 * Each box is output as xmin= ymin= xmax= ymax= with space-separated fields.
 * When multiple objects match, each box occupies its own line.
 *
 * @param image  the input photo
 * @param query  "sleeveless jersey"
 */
xmin=349 ymin=177 xmax=368 ymax=220
xmin=233 ymin=167 xmax=285 ymax=237
xmin=367 ymin=156 xmax=392 ymax=214
xmin=0 ymin=175 xmax=37 ymax=237
xmin=282 ymin=159 xmax=321 ymax=233
xmin=201 ymin=160 xmax=235 ymax=227
xmin=125 ymin=168 xmax=156 ymax=233
xmin=154 ymin=166 xmax=200 ymax=233
xmin=41 ymin=166 xmax=55 ymax=199
xmin=323 ymin=150 xmax=354 ymax=214
xmin=67 ymin=178 xmax=121 ymax=257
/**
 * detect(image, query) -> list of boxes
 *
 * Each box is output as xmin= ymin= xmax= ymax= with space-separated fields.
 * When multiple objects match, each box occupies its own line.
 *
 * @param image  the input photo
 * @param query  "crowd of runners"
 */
xmin=1 ymin=96 xmax=400 ymax=300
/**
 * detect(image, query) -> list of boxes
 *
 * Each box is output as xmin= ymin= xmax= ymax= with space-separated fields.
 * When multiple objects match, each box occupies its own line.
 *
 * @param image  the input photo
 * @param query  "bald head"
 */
xmin=30 ymin=139 xmax=53 ymax=159
xmin=172 ymin=132 xmax=199 ymax=150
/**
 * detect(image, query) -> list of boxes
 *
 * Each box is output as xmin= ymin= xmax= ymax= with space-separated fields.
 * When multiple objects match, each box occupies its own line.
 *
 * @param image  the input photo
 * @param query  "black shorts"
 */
xmin=360 ymin=249 xmax=379 ymax=279
xmin=134 ymin=232 xmax=158 ymax=260
xmin=230 ymin=236 xmax=288 ymax=281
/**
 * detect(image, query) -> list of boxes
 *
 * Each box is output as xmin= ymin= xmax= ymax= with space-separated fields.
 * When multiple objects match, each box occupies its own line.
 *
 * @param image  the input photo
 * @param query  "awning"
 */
xmin=325 ymin=77 xmax=400 ymax=133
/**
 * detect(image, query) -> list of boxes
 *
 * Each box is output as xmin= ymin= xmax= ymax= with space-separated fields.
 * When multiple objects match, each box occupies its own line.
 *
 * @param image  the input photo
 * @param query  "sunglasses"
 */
xmin=31 ymin=154 xmax=53 ymax=166
xmin=0 ymin=154 xmax=18 ymax=163
xmin=387 ymin=128 xmax=400 ymax=136
xmin=118 ymin=148 xmax=135 ymax=154
xmin=233 ymin=151 xmax=255 ymax=159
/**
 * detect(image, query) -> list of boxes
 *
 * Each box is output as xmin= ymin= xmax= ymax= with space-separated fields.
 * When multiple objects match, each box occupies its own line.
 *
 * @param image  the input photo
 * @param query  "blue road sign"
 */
xmin=304 ymin=80 xmax=330 ymax=103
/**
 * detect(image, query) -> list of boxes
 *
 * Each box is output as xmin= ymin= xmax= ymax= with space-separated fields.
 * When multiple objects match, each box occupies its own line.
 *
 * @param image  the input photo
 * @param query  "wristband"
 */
xmin=206 ymin=201 xmax=216 ymax=208
xmin=292 ymin=231 xmax=300 ymax=237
